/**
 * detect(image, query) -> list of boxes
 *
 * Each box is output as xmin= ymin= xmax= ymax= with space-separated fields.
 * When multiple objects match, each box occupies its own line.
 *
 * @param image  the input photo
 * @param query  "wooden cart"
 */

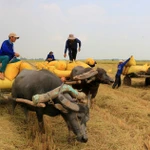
xmin=123 ymin=72 xmax=150 ymax=86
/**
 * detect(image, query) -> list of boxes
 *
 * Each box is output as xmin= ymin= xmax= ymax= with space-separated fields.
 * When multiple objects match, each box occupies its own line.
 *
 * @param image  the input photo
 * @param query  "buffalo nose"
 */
xmin=76 ymin=135 xmax=88 ymax=143
xmin=82 ymin=137 xmax=88 ymax=143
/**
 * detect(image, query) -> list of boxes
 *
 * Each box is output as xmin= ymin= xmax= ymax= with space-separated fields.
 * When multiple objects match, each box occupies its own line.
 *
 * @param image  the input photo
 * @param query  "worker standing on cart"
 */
xmin=112 ymin=56 xmax=132 ymax=89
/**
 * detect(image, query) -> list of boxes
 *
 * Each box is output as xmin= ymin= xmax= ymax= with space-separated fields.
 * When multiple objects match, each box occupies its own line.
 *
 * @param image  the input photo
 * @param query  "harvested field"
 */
xmin=0 ymin=60 xmax=150 ymax=150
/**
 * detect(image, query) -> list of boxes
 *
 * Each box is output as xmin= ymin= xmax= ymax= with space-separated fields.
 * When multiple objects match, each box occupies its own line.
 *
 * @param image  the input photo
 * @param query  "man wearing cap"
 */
xmin=64 ymin=34 xmax=81 ymax=61
xmin=46 ymin=51 xmax=55 ymax=62
xmin=0 ymin=33 xmax=20 ymax=80
xmin=112 ymin=56 xmax=131 ymax=89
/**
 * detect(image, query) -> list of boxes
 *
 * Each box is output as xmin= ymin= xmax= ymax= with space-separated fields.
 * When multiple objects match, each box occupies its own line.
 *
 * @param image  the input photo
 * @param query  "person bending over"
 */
xmin=64 ymin=34 xmax=81 ymax=62
xmin=112 ymin=56 xmax=132 ymax=89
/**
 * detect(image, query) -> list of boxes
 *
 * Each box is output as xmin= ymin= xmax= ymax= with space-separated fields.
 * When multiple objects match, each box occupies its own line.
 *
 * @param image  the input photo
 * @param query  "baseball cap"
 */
xmin=8 ymin=33 xmax=19 ymax=39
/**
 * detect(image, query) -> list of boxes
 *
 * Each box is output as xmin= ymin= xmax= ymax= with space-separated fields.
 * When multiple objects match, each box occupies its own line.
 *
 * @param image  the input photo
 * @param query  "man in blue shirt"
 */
xmin=0 ymin=33 xmax=20 ymax=80
xmin=112 ymin=56 xmax=131 ymax=89
xmin=46 ymin=51 xmax=55 ymax=62
xmin=64 ymin=34 xmax=81 ymax=62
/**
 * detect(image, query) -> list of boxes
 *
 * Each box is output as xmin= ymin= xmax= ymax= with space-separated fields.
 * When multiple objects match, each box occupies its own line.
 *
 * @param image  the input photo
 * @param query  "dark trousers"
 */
xmin=112 ymin=74 xmax=121 ymax=89
xmin=68 ymin=49 xmax=77 ymax=61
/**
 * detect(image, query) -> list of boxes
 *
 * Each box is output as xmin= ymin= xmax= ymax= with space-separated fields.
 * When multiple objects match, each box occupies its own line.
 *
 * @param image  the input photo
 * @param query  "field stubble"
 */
xmin=0 ymin=60 xmax=150 ymax=149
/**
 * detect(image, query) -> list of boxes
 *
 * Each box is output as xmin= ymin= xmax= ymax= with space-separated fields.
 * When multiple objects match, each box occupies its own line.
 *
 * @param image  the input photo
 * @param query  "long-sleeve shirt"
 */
xmin=116 ymin=58 xmax=130 ymax=76
xmin=0 ymin=40 xmax=15 ymax=60
xmin=64 ymin=38 xmax=81 ymax=54
xmin=46 ymin=54 xmax=55 ymax=60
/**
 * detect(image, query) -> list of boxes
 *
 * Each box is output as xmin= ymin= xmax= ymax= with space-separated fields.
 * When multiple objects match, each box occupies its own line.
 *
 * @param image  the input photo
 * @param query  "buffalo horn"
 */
xmin=58 ymin=93 xmax=80 ymax=112
xmin=73 ymin=70 xmax=98 ymax=80
xmin=32 ymin=84 xmax=83 ymax=104
xmin=76 ymin=92 xmax=86 ymax=100
xmin=15 ymin=98 xmax=46 ymax=107
xmin=85 ymin=76 xmax=96 ymax=83
xmin=64 ymin=80 xmax=81 ymax=85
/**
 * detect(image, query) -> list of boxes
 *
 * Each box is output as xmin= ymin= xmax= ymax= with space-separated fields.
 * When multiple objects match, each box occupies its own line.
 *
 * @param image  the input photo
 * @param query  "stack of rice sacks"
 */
xmin=0 ymin=61 xmax=34 ymax=89
xmin=122 ymin=56 xmax=150 ymax=75
xmin=35 ymin=60 xmax=92 ymax=78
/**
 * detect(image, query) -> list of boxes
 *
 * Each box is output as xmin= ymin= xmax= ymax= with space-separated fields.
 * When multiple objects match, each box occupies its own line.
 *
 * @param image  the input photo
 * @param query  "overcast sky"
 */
xmin=0 ymin=0 xmax=150 ymax=60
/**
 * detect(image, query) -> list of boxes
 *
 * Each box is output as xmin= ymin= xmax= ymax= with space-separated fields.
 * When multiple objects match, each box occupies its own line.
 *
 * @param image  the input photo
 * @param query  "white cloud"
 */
xmin=42 ymin=3 xmax=61 ymax=12
xmin=39 ymin=3 xmax=67 ymax=23
xmin=67 ymin=4 xmax=106 ymax=23
xmin=49 ymin=34 xmax=63 ymax=41
xmin=0 ymin=0 xmax=35 ymax=8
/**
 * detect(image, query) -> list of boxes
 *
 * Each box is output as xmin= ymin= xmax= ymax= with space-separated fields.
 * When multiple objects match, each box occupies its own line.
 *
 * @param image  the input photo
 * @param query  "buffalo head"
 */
xmin=69 ymin=66 xmax=114 ymax=105
xmin=11 ymin=69 xmax=90 ymax=143
xmin=96 ymin=68 xmax=114 ymax=84
xmin=60 ymin=93 xmax=89 ymax=142
xmin=70 ymin=66 xmax=114 ymax=84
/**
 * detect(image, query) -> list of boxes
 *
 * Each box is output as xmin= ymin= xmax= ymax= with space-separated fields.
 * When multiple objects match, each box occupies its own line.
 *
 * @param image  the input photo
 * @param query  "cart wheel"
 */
xmin=145 ymin=77 xmax=150 ymax=86
xmin=123 ymin=76 xmax=131 ymax=86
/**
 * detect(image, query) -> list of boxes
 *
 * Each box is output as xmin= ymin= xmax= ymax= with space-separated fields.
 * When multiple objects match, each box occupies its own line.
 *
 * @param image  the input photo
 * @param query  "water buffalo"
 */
xmin=69 ymin=66 xmax=114 ymax=105
xmin=11 ymin=69 xmax=90 ymax=143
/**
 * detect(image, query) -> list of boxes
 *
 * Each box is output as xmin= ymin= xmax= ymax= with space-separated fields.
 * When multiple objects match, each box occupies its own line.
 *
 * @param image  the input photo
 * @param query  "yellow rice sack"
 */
xmin=125 ymin=56 xmax=136 ymax=67
xmin=43 ymin=61 xmax=48 ymax=65
xmin=48 ymin=66 xmax=55 ymax=73
xmin=35 ymin=62 xmax=41 ymax=69
xmin=53 ymin=69 xmax=71 ymax=78
xmin=19 ymin=61 xmax=34 ymax=72
xmin=40 ymin=62 xmax=49 ymax=70
xmin=66 ymin=61 xmax=77 ymax=70
xmin=122 ymin=66 xmax=130 ymax=75
xmin=48 ymin=60 xmax=58 ymax=66
xmin=4 ymin=61 xmax=22 ymax=81
xmin=127 ymin=64 xmax=149 ymax=74
xmin=35 ymin=62 xmax=39 ymax=69
xmin=35 ymin=62 xmax=47 ymax=70
xmin=85 ymin=58 xmax=95 ymax=66
xmin=0 ymin=78 xmax=14 ymax=89
xmin=75 ymin=61 xmax=91 ymax=68
xmin=55 ymin=61 xmax=67 ymax=70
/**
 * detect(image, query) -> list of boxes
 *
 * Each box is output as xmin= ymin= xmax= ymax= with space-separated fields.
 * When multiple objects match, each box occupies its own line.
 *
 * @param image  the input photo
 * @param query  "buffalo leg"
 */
xmin=91 ymin=98 xmax=96 ymax=108
xmin=67 ymin=123 xmax=72 ymax=143
xmin=38 ymin=121 xmax=45 ymax=133
xmin=23 ymin=107 xmax=29 ymax=123
xmin=36 ymin=110 xmax=45 ymax=133
xmin=11 ymin=101 xmax=17 ymax=115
